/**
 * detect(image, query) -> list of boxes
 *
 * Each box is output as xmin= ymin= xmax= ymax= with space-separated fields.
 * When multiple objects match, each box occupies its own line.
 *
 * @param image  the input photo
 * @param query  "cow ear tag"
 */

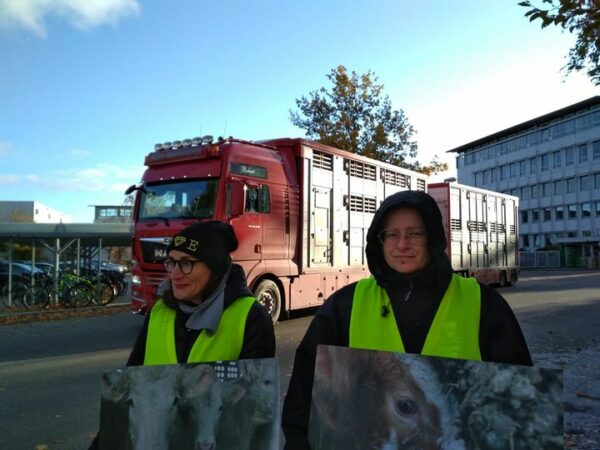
xmin=174 ymin=236 xmax=187 ymax=247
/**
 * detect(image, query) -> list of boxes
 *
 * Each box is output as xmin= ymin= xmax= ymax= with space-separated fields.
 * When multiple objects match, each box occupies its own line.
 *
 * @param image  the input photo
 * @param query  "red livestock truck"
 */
xmin=126 ymin=136 xmax=428 ymax=321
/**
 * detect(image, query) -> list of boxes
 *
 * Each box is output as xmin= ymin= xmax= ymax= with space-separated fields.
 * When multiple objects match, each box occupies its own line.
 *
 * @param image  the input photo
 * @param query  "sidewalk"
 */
xmin=0 ymin=297 xmax=132 ymax=325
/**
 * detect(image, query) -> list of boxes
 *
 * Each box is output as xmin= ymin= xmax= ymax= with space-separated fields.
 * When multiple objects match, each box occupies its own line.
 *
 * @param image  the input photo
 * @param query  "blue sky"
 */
xmin=1 ymin=0 xmax=598 ymax=222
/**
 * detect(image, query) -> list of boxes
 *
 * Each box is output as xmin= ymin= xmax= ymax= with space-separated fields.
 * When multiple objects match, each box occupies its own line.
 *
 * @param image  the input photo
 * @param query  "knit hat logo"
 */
xmin=174 ymin=236 xmax=187 ymax=247
xmin=187 ymin=239 xmax=199 ymax=252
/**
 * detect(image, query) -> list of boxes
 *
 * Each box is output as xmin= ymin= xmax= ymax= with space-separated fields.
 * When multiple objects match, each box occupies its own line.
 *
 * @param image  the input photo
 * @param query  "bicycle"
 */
xmin=80 ymin=268 xmax=116 ymax=306
xmin=23 ymin=272 xmax=94 ymax=309
xmin=1 ymin=281 xmax=29 ymax=308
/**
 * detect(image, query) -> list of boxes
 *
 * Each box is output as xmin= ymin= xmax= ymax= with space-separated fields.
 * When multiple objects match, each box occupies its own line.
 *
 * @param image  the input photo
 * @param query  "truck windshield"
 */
xmin=138 ymin=179 xmax=218 ymax=220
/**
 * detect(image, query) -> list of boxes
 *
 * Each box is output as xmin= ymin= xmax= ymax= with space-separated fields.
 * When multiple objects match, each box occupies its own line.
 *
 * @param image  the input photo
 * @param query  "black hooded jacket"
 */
xmin=281 ymin=191 xmax=532 ymax=450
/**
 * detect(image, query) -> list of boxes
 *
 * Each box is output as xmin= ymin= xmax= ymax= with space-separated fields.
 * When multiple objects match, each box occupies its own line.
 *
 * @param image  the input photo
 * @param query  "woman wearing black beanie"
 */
xmin=127 ymin=220 xmax=276 ymax=366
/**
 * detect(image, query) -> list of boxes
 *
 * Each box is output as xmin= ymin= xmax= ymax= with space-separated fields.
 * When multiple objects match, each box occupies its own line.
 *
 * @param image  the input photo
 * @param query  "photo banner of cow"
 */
xmin=308 ymin=345 xmax=563 ymax=450
xmin=98 ymin=358 xmax=279 ymax=450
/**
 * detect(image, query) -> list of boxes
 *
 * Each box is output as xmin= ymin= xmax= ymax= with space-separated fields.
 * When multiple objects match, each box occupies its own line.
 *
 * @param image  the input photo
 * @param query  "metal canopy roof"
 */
xmin=0 ymin=223 xmax=133 ymax=247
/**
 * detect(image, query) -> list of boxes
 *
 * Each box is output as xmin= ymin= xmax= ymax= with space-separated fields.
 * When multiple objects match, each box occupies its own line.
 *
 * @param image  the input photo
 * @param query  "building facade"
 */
xmin=91 ymin=205 xmax=133 ymax=224
xmin=0 ymin=201 xmax=71 ymax=223
xmin=450 ymin=96 xmax=600 ymax=266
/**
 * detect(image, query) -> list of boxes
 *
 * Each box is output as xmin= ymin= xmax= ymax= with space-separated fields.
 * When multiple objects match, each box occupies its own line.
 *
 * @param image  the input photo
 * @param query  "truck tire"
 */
xmin=498 ymin=272 xmax=507 ymax=288
xmin=254 ymin=279 xmax=281 ymax=324
xmin=507 ymin=270 xmax=518 ymax=287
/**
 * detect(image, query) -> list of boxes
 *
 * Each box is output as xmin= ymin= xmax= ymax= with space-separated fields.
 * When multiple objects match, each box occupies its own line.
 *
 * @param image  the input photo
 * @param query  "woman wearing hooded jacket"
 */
xmin=281 ymin=190 xmax=531 ymax=450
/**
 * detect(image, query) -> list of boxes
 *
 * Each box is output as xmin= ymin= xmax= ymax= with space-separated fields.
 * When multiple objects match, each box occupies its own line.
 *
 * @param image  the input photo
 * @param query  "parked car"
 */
xmin=0 ymin=262 xmax=44 ymax=286
xmin=88 ymin=261 xmax=129 ymax=274
xmin=16 ymin=261 xmax=55 ymax=276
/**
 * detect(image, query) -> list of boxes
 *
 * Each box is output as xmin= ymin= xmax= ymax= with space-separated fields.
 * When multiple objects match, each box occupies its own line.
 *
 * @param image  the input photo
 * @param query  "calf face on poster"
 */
xmin=101 ymin=366 xmax=179 ymax=450
xmin=176 ymin=364 xmax=245 ymax=450
xmin=216 ymin=359 xmax=280 ymax=450
xmin=309 ymin=346 xmax=563 ymax=450
xmin=309 ymin=345 xmax=460 ymax=450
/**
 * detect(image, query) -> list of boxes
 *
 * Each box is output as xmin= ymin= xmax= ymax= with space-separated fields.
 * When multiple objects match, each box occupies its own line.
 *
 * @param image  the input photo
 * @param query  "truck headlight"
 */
xmin=131 ymin=275 xmax=141 ymax=285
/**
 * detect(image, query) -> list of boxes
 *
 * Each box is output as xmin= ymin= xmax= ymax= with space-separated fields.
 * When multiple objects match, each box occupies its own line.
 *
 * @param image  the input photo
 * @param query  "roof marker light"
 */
xmin=173 ymin=140 xmax=182 ymax=149
xmin=182 ymin=139 xmax=192 ymax=147
xmin=201 ymin=135 xmax=213 ymax=144
xmin=191 ymin=137 xmax=202 ymax=146
xmin=154 ymin=143 xmax=163 ymax=151
xmin=163 ymin=142 xmax=172 ymax=149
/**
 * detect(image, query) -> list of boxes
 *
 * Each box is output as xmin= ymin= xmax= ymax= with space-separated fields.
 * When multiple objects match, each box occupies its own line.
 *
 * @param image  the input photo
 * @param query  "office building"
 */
xmin=449 ymin=96 xmax=600 ymax=266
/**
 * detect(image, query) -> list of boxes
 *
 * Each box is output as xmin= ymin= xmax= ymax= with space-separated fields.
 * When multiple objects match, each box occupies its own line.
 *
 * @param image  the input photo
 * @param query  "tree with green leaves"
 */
xmin=290 ymin=65 xmax=448 ymax=175
xmin=519 ymin=0 xmax=600 ymax=85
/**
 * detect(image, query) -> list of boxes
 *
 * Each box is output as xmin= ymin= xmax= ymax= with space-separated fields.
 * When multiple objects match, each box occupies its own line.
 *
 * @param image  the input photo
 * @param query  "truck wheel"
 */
xmin=254 ymin=279 xmax=281 ymax=324
xmin=508 ymin=270 xmax=518 ymax=286
xmin=498 ymin=272 xmax=507 ymax=288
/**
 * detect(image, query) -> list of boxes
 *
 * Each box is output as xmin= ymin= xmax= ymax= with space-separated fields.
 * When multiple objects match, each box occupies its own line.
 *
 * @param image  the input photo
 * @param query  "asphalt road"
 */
xmin=0 ymin=270 xmax=599 ymax=449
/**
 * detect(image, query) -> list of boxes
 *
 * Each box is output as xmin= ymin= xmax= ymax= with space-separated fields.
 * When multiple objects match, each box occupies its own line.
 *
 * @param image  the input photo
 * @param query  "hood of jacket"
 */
xmin=365 ymin=190 xmax=452 ymax=288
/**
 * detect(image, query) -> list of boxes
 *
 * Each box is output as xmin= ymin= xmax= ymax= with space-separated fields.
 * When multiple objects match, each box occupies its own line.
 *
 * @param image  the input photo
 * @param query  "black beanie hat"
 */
xmin=166 ymin=221 xmax=238 ymax=277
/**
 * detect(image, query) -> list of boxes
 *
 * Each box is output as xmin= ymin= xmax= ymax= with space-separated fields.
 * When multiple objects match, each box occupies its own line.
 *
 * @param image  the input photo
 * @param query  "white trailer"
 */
xmin=428 ymin=182 xmax=519 ymax=286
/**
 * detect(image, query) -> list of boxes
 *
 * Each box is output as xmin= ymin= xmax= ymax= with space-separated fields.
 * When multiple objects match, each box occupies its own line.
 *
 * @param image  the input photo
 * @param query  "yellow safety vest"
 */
xmin=349 ymin=274 xmax=482 ymax=361
xmin=144 ymin=296 xmax=256 ymax=365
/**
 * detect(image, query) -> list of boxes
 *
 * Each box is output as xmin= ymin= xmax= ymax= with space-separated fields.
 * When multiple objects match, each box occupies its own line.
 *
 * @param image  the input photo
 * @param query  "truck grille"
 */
xmin=140 ymin=238 xmax=171 ymax=264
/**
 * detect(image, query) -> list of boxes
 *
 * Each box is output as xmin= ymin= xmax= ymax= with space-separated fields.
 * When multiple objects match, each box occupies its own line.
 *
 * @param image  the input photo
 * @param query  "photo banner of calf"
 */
xmin=98 ymin=358 xmax=279 ymax=450
xmin=308 ymin=345 xmax=563 ymax=450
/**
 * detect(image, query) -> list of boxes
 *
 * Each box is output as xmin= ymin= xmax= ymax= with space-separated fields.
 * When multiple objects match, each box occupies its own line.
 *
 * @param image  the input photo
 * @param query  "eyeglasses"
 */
xmin=378 ymin=228 xmax=427 ymax=246
xmin=163 ymin=258 xmax=201 ymax=275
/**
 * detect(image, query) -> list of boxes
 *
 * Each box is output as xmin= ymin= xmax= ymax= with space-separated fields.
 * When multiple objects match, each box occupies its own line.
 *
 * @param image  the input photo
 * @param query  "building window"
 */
xmin=521 ymin=210 xmax=528 ymax=223
xmin=566 ymin=177 xmax=576 ymax=193
xmin=543 ymin=208 xmax=552 ymax=221
xmin=553 ymin=150 xmax=561 ymax=168
xmin=595 ymin=173 xmax=600 ymax=189
xmin=475 ymin=171 xmax=483 ymax=186
xmin=596 ymin=201 xmax=600 ymax=216
xmin=582 ymin=203 xmax=591 ymax=217
xmin=580 ymin=175 xmax=590 ymax=191
xmin=501 ymin=165 xmax=509 ymax=180
xmin=510 ymin=162 xmax=517 ymax=178
xmin=579 ymin=144 xmax=588 ymax=163
xmin=531 ymin=184 xmax=538 ymax=198
xmin=541 ymin=154 xmax=549 ymax=171
xmin=593 ymin=140 xmax=600 ymax=159
xmin=523 ymin=235 xmax=530 ymax=247
xmin=532 ymin=209 xmax=539 ymax=221
xmin=519 ymin=160 xmax=527 ymax=176
xmin=568 ymin=204 xmax=577 ymax=219
xmin=529 ymin=157 xmax=537 ymax=174
xmin=554 ymin=179 xmax=565 ymax=194
xmin=565 ymin=146 xmax=575 ymax=166
xmin=556 ymin=206 xmax=564 ymax=219
xmin=523 ymin=186 xmax=531 ymax=200
xmin=543 ymin=182 xmax=553 ymax=196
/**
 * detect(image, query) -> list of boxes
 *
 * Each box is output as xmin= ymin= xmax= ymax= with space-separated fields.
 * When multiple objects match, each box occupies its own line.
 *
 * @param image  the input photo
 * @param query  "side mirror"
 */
xmin=124 ymin=184 xmax=137 ymax=195
xmin=227 ymin=180 xmax=245 ymax=218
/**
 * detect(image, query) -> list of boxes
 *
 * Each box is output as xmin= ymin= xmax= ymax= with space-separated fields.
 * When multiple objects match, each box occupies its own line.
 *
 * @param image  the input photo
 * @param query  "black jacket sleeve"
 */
xmin=479 ymin=283 xmax=533 ymax=366
xmin=126 ymin=314 xmax=150 ymax=366
xmin=281 ymin=284 xmax=355 ymax=450
xmin=239 ymin=302 xmax=276 ymax=359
